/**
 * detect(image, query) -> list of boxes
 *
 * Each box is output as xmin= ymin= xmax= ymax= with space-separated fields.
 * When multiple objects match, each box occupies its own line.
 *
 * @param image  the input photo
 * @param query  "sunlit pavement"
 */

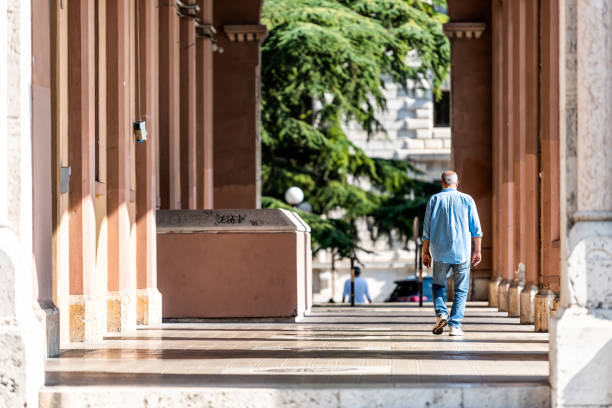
xmin=41 ymin=302 xmax=550 ymax=407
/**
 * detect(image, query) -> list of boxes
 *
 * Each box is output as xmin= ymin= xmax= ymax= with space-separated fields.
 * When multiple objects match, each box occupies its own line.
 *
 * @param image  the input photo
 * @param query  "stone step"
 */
xmin=40 ymin=383 xmax=550 ymax=408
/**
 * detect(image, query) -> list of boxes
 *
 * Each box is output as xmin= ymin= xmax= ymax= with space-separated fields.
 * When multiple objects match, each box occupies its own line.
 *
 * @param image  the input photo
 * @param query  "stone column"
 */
xmin=135 ymin=0 xmax=162 ymax=327
xmin=158 ymin=2 xmax=181 ymax=210
xmin=508 ymin=0 xmax=526 ymax=318
xmin=519 ymin=0 xmax=540 ymax=325
xmin=179 ymin=6 xmax=197 ymax=209
xmin=489 ymin=0 xmax=503 ymax=308
xmin=498 ymin=0 xmax=514 ymax=312
xmin=32 ymin=0 xmax=60 ymax=355
xmin=550 ymin=0 xmax=612 ymax=406
xmin=535 ymin=0 xmax=561 ymax=333
xmin=67 ymin=0 xmax=104 ymax=342
xmin=106 ymin=0 xmax=136 ymax=333
xmin=213 ymin=25 xmax=267 ymax=209
xmin=0 ymin=0 xmax=45 ymax=405
xmin=445 ymin=0 xmax=493 ymax=301
xmin=196 ymin=0 xmax=214 ymax=209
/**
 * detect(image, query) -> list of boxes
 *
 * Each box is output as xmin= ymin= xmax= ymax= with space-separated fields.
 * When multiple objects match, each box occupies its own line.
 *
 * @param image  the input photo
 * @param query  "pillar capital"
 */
xmin=443 ymin=22 xmax=486 ymax=40
xmin=223 ymin=24 xmax=268 ymax=43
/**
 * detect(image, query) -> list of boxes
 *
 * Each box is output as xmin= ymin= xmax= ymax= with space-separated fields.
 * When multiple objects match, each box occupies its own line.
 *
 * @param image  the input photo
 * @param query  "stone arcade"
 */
xmin=0 ymin=0 xmax=610 ymax=407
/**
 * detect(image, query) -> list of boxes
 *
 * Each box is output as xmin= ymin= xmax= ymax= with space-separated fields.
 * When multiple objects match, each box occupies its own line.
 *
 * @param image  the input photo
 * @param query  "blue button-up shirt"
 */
xmin=422 ymin=188 xmax=483 ymax=264
xmin=342 ymin=277 xmax=371 ymax=303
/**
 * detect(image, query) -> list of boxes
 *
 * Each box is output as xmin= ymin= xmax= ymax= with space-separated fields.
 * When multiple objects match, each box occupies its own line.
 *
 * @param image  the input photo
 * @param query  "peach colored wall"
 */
xmin=158 ymin=232 xmax=303 ymax=318
xmin=448 ymin=0 xmax=493 ymax=298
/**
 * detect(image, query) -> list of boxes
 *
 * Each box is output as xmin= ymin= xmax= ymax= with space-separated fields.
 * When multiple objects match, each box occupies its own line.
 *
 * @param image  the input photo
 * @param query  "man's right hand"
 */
xmin=471 ymin=251 xmax=482 ymax=267
xmin=423 ymin=252 xmax=432 ymax=268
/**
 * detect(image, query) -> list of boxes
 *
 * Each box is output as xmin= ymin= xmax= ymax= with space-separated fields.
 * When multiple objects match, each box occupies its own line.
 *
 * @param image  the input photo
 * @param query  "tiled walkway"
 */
xmin=42 ymin=302 xmax=551 ymax=407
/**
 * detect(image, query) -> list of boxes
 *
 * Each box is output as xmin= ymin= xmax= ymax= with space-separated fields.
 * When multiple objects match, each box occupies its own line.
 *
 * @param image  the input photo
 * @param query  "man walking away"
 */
xmin=422 ymin=171 xmax=482 ymax=336
xmin=342 ymin=267 xmax=372 ymax=304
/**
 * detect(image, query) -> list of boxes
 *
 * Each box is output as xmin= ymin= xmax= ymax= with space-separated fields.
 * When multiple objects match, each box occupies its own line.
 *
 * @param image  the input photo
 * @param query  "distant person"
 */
xmin=342 ymin=266 xmax=372 ymax=304
xmin=422 ymin=171 xmax=482 ymax=337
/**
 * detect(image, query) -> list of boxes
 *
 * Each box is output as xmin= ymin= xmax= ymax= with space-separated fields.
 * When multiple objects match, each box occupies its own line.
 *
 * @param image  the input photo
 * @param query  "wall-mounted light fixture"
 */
xmin=176 ymin=0 xmax=199 ymax=19
xmin=134 ymin=120 xmax=147 ymax=143
xmin=195 ymin=19 xmax=223 ymax=53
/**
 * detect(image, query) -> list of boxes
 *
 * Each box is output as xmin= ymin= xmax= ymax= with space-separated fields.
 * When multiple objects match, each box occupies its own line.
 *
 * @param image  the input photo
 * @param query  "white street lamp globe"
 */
xmin=285 ymin=186 xmax=304 ymax=205
xmin=297 ymin=201 xmax=313 ymax=213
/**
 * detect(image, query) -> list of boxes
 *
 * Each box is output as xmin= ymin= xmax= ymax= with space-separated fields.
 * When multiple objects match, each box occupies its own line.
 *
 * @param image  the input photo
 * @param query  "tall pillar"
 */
xmin=489 ymin=0 xmax=503 ymax=307
xmin=445 ymin=1 xmax=492 ymax=301
xmin=0 ymin=0 xmax=45 ymax=404
xmin=213 ymin=24 xmax=267 ymax=209
xmin=196 ymin=0 xmax=214 ymax=209
xmin=535 ymin=0 xmax=561 ymax=333
xmin=32 ymin=0 xmax=60 ymax=355
xmin=135 ymin=0 xmax=162 ymax=327
xmin=158 ymin=2 xmax=181 ymax=209
xmin=550 ymin=0 xmax=612 ymax=405
xmin=508 ymin=0 xmax=527 ymax=318
xmin=67 ymin=0 xmax=104 ymax=342
xmin=106 ymin=0 xmax=136 ymax=333
xmin=179 ymin=7 xmax=197 ymax=209
xmin=498 ymin=0 xmax=514 ymax=312
xmin=519 ymin=0 xmax=540 ymax=324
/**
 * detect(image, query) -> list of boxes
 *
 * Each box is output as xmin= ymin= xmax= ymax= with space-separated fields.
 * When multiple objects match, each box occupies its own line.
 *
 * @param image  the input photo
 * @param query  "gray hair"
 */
xmin=442 ymin=171 xmax=458 ymax=185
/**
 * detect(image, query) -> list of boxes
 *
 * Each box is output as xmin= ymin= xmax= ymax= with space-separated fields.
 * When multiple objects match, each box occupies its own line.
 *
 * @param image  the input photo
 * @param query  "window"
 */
xmin=433 ymin=90 xmax=450 ymax=128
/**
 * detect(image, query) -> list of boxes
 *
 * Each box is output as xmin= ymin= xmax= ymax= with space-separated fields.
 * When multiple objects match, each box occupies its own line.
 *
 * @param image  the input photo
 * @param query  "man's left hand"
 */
xmin=471 ymin=251 xmax=482 ymax=267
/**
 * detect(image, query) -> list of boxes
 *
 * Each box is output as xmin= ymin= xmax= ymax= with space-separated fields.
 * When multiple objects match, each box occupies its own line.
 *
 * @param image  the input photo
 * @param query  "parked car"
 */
xmin=384 ymin=275 xmax=433 ymax=302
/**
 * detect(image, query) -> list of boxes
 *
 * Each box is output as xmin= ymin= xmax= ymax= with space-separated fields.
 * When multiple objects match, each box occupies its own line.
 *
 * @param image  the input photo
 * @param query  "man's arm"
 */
xmin=365 ymin=282 xmax=372 ymax=303
xmin=469 ymin=198 xmax=483 ymax=267
xmin=472 ymin=236 xmax=482 ymax=267
xmin=422 ymin=199 xmax=433 ymax=268
xmin=422 ymin=240 xmax=432 ymax=268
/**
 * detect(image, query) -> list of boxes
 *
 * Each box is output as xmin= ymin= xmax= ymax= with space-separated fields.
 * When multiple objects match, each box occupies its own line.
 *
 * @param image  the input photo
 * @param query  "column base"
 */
xmin=34 ymin=299 xmax=60 ymax=357
xmin=488 ymin=276 xmax=502 ymax=307
xmin=508 ymin=279 xmax=524 ymax=318
xmin=519 ymin=284 xmax=538 ymax=324
xmin=534 ymin=288 xmax=558 ymax=332
xmin=0 ymin=317 xmax=45 ymax=408
xmin=107 ymin=291 xmax=137 ymax=333
xmin=137 ymin=288 xmax=162 ymax=327
xmin=69 ymin=295 xmax=104 ymax=343
xmin=470 ymin=274 xmax=490 ymax=300
xmin=497 ymin=279 xmax=511 ymax=312
xmin=550 ymin=307 xmax=612 ymax=407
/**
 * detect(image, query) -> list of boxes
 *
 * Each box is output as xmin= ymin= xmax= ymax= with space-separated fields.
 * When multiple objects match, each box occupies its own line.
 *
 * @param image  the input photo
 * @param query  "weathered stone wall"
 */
xmin=0 ymin=0 xmax=45 ymax=406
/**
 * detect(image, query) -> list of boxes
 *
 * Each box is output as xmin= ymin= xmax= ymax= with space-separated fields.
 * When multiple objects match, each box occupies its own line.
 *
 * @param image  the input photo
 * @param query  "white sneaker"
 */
xmin=449 ymin=326 xmax=464 ymax=337
xmin=432 ymin=314 xmax=448 ymax=335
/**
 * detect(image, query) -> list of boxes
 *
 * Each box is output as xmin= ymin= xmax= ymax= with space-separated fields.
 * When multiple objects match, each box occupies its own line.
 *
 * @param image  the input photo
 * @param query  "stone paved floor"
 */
xmin=45 ymin=302 xmax=549 ymax=387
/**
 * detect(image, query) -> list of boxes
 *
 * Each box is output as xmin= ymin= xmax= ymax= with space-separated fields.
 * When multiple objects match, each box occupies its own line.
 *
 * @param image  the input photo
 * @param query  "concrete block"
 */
xmin=424 ymin=139 xmax=443 ymax=149
xmin=508 ymin=280 xmax=524 ymax=318
xmin=415 ymin=129 xmax=432 ymax=139
xmin=550 ymin=307 xmax=612 ymax=407
xmin=107 ymin=291 xmax=136 ymax=334
xmin=69 ymin=295 xmax=104 ymax=342
xmin=497 ymin=279 xmax=511 ymax=312
xmin=535 ymin=288 xmax=558 ymax=332
xmin=137 ymin=288 xmax=162 ymax=327
xmin=405 ymin=118 xmax=431 ymax=130
xmin=432 ymin=127 xmax=451 ymax=139
xmin=488 ymin=276 xmax=502 ymax=307
xmin=34 ymin=300 xmax=60 ymax=357
xmin=403 ymin=139 xmax=425 ymax=149
xmin=443 ymin=138 xmax=452 ymax=149
xmin=415 ymin=108 xmax=430 ymax=119
xmin=520 ymin=284 xmax=538 ymax=324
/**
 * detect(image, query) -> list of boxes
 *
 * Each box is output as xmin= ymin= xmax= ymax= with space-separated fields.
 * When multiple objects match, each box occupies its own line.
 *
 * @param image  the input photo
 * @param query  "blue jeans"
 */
xmin=432 ymin=261 xmax=470 ymax=328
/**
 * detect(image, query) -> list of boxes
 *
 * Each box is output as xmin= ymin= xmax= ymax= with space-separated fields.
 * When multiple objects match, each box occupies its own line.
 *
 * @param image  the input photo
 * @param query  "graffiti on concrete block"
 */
xmin=215 ymin=213 xmax=246 ymax=225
